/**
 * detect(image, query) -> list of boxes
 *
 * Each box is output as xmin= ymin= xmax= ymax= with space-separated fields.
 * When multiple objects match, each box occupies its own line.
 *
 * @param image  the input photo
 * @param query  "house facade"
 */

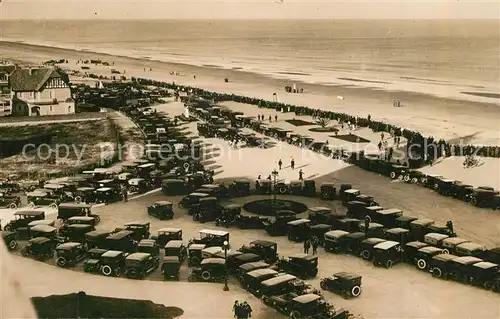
xmin=0 ymin=64 xmax=15 ymax=115
xmin=9 ymin=67 xmax=75 ymax=116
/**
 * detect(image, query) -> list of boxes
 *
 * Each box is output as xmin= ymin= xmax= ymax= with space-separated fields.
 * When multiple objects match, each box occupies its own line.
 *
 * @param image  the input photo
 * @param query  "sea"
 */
xmin=0 ymin=19 xmax=499 ymax=87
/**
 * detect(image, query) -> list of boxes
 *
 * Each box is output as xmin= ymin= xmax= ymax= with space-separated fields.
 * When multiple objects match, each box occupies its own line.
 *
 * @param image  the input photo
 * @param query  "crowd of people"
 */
xmin=233 ymin=301 xmax=252 ymax=319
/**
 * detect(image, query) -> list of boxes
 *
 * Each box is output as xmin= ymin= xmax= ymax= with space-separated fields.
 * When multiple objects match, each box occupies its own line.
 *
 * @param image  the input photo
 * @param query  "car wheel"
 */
xmin=320 ymin=280 xmax=327 ymax=290
xmin=483 ymin=281 xmax=493 ymax=290
xmin=129 ymin=186 xmax=136 ymax=193
xmin=190 ymin=256 xmax=200 ymax=265
xmin=75 ymin=196 xmax=82 ymax=204
xmin=279 ymin=187 xmax=287 ymax=194
xmin=360 ymin=250 xmax=371 ymax=260
xmin=101 ymin=265 xmax=113 ymax=276
xmin=403 ymin=175 xmax=410 ymax=182
xmin=8 ymin=203 xmax=17 ymax=209
xmin=127 ymin=268 xmax=138 ymax=279
xmin=417 ymin=259 xmax=427 ymax=270
xmin=385 ymin=260 xmax=394 ymax=269
xmin=8 ymin=240 xmax=17 ymax=250
xmin=351 ymin=285 xmax=362 ymax=297
xmin=49 ymin=203 xmax=57 ymax=209
xmin=390 ymin=172 xmax=396 ymax=179
xmin=56 ymin=257 xmax=67 ymax=267
xmin=188 ymin=274 xmax=196 ymax=282
xmin=398 ymin=175 xmax=404 ymax=181
xmin=441 ymin=249 xmax=449 ymax=254
xmin=3 ymin=224 xmax=12 ymax=232
xmin=114 ymin=267 xmax=122 ymax=277
xmin=201 ymin=270 xmax=211 ymax=281
xmin=411 ymin=177 xmax=418 ymax=184
xmin=94 ymin=216 xmax=101 ymax=224
xmin=290 ymin=310 xmax=302 ymax=319
xmin=431 ymin=267 xmax=442 ymax=278
xmin=193 ymin=214 xmax=199 ymax=221
xmin=471 ymin=197 xmax=478 ymax=206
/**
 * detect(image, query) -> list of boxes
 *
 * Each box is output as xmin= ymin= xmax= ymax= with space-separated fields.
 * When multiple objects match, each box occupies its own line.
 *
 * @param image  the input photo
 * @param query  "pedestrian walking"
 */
xmin=278 ymin=159 xmax=282 ymax=170
xmin=275 ymin=114 xmax=278 ymax=122
xmin=257 ymin=114 xmax=261 ymax=121
xmin=298 ymin=169 xmax=304 ymax=181
xmin=381 ymin=132 xmax=385 ymax=140
xmin=122 ymin=188 xmax=128 ymax=203
xmin=303 ymin=239 xmax=310 ymax=254
xmin=268 ymin=115 xmax=272 ymax=122
xmin=312 ymin=238 xmax=319 ymax=255
xmin=243 ymin=302 xmax=252 ymax=318
xmin=290 ymin=158 xmax=295 ymax=170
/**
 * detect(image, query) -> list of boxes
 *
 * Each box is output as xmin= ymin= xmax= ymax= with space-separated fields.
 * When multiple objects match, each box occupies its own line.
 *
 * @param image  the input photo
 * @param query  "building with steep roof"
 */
xmin=9 ymin=66 xmax=75 ymax=116
xmin=0 ymin=64 xmax=16 ymax=115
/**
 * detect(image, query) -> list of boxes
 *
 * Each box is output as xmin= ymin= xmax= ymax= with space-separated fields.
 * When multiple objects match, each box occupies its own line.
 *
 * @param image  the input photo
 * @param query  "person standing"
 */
xmin=233 ymin=301 xmax=239 ymax=319
xmin=122 ymin=187 xmax=128 ymax=203
xmin=312 ymin=238 xmax=319 ymax=255
xmin=278 ymin=159 xmax=283 ymax=170
xmin=275 ymin=114 xmax=278 ymax=122
xmin=268 ymin=115 xmax=272 ymax=122
xmin=303 ymin=239 xmax=310 ymax=254
xmin=290 ymin=158 xmax=295 ymax=170
xmin=243 ymin=302 xmax=252 ymax=318
xmin=298 ymin=169 xmax=304 ymax=181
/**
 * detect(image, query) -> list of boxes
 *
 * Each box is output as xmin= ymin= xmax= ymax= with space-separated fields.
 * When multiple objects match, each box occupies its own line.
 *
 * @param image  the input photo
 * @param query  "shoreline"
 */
xmin=1 ymin=41 xmax=499 ymax=146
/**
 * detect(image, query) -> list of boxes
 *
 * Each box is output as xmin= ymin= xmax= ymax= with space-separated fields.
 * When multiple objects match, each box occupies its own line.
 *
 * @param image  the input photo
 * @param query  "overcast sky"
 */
xmin=1 ymin=0 xmax=499 ymax=20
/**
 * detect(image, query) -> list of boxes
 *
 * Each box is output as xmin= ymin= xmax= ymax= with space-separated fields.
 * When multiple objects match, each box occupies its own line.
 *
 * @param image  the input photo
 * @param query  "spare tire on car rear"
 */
xmin=201 ymin=270 xmax=211 ymax=281
xmin=101 ymin=265 xmax=113 ymax=276
xmin=351 ymin=285 xmax=361 ymax=297
xmin=56 ymin=257 xmax=67 ymax=267
xmin=417 ymin=259 xmax=427 ymax=270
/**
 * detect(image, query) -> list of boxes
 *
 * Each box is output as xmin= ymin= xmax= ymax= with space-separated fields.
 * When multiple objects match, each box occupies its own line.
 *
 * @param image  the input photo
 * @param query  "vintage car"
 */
xmin=0 ymin=192 xmax=21 ymax=209
xmin=276 ymin=253 xmax=319 ymax=278
xmin=127 ymin=178 xmax=151 ymax=194
xmin=372 ymin=241 xmax=403 ymax=268
xmin=342 ymin=189 xmax=361 ymax=205
xmin=359 ymin=238 xmax=387 ymax=260
xmin=4 ymin=211 xmax=45 ymax=232
xmin=26 ymin=191 xmax=59 ymax=208
xmin=188 ymin=258 xmax=226 ymax=282
xmin=104 ymin=230 xmax=137 ymax=253
xmin=147 ymin=201 xmax=174 ymax=220
xmin=468 ymin=261 xmax=499 ymax=290
xmin=308 ymin=207 xmax=345 ymax=226
xmin=455 ymin=242 xmax=487 ymax=257
xmin=441 ymin=237 xmax=471 ymax=254
xmin=125 ymin=252 xmax=160 ymax=279
xmin=95 ymin=187 xmax=122 ymax=204
xmin=444 ymin=256 xmax=484 ymax=282
xmin=355 ymin=194 xmax=378 ymax=207
xmin=227 ymin=179 xmax=251 ymax=197
xmin=73 ymin=187 xmax=96 ymax=204
xmin=403 ymin=241 xmax=430 ymax=263
xmin=320 ymin=182 xmax=336 ymax=200
xmin=164 ymin=240 xmax=187 ymax=263
xmin=287 ymin=219 xmax=311 ymax=242
xmin=429 ymin=253 xmax=460 ymax=278
xmin=161 ymin=256 xmax=181 ymax=280
xmin=153 ymin=228 xmax=182 ymax=247
xmin=191 ymin=197 xmax=222 ymax=223
xmin=85 ymin=230 xmax=112 ymax=249
xmin=346 ymin=201 xmax=368 ymax=220
xmin=29 ymin=225 xmax=60 ymax=242
xmin=225 ymin=253 xmax=263 ymax=273
xmin=309 ymin=224 xmax=332 ymax=246
xmin=67 ymin=216 xmax=98 ymax=226
xmin=323 ymin=230 xmax=350 ymax=253
xmin=469 ymin=188 xmax=498 ymax=207
xmin=61 ymin=224 xmax=95 ymax=242
xmin=138 ymin=239 xmax=159 ymax=257
xmin=395 ymin=215 xmax=418 ymax=230
xmin=423 ymin=233 xmax=449 ymax=248
xmin=480 ymin=247 xmax=500 ymax=264
xmin=238 ymin=240 xmax=278 ymax=264
xmin=215 ymin=204 xmax=242 ymax=227
xmin=363 ymin=205 xmax=384 ymax=219
xmin=359 ymin=222 xmax=385 ymax=238
xmin=372 ymin=209 xmax=403 ymax=228
xmin=237 ymin=261 xmax=272 ymax=276
xmin=21 ymin=237 xmax=54 ymax=260
xmin=55 ymin=242 xmax=88 ymax=267
xmin=57 ymin=203 xmax=99 ymax=222
xmin=124 ymin=221 xmax=151 ymax=241
xmin=409 ymin=218 xmax=435 ymax=241
xmin=414 ymin=246 xmax=448 ymax=270
xmin=338 ymin=183 xmax=352 ymax=200
xmin=179 ymin=192 xmax=210 ymax=209
xmin=384 ymin=227 xmax=412 ymax=244
xmin=83 ymin=248 xmax=108 ymax=273
xmin=99 ymin=250 xmax=126 ymax=277
xmin=256 ymin=179 xmax=272 ymax=195
xmin=286 ymin=294 xmax=349 ymax=319
xmin=320 ymin=272 xmax=362 ymax=298
xmin=2 ymin=231 xmax=18 ymax=250
xmin=161 ymin=178 xmax=187 ymax=196
xmin=240 ymin=268 xmax=281 ymax=296
xmin=335 ymin=218 xmax=361 ymax=233
xmin=188 ymin=244 xmax=206 ymax=266
xmin=264 ymin=214 xmax=299 ymax=237
xmin=260 ymin=274 xmax=298 ymax=297
xmin=188 ymin=229 xmax=229 ymax=248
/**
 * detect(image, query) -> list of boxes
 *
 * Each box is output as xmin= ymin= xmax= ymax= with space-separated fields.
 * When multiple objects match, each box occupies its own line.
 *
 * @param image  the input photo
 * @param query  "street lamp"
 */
xmin=223 ymin=240 xmax=229 ymax=291
xmin=271 ymin=169 xmax=279 ymax=202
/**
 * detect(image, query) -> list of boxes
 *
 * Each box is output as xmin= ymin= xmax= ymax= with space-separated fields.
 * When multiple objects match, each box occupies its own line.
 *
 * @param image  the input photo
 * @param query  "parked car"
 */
xmin=164 ymin=240 xmax=187 ymax=263
xmin=320 ymin=272 xmax=362 ymax=298
xmin=61 ymin=224 xmax=95 ymax=243
xmin=188 ymin=229 xmax=229 ymax=248
xmin=191 ymin=197 xmax=222 ymax=223
xmin=238 ymin=240 xmax=278 ymax=264
xmin=287 ymin=219 xmax=311 ymax=242
xmin=445 ymin=256 xmax=484 ymax=282
xmin=455 ymin=242 xmax=487 ymax=257
xmin=468 ymin=261 xmax=500 ymax=290
xmin=323 ymin=230 xmax=350 ymax=253
xmin=188 ymin=244 xmax=206 ymax=266
xmin=95 ymin=187 xmax=122 ymax=204
xmin=83 ymin=248 xmax=108 ymax=273
xmin=0 ymin=192 xmax=21 ymax=209
xmin=384 ymin=227 xmax=412 ymax=244
xmin=227 ymin=179 xmax=251 ymax=197
xmin=413 ymin=246 xmax=446 ymax=270
xmin=359 ymin=238 xmax=386 ymax=260
xmin=309 ymin=224 xmax=332 ymax=246
xmin=99 ymin=250 xmax=126 ymax=277
xmin=359 ymin=222 xmax=385 ymax=238
xmin=276 ymin=253 xmax=319 ymax=278
xmin=2 ymin=231 xmax=18 ymax=250
xmin=409 ymin=218 xmax=435 ymax=241
xmin=57 ymin=203 xmax=99 ymax=222
xmin=153 ymin=227 xmax=182 ymax=247
xmin=372 ymin=241 xmax=404 ymax=268
xmin=26 ymin=191 xmax=59 ymax=208
xmin=85 ymin=230 xmax=112 ymax=249
xmin=308 ymin=207 xmax=344 ymax=225
xmin=188 ymin=258 xmax=227 ymax=282
xmin=147 ymin=201 xmax=174 ymax=220
xmin=124 ymin=221 xmax=151 ymax=241
xmin=395 ymin=215 xmax=418 ymax=230
xmin=73 ymin=187 xmax=96 ymax=203
xmin=264 ymin=214 xmax=298 ymax=237
xmin=137 ymin=239 xmax=159 ymax=258
xmin=287 ymin=294 xmax=349 ymax=319
xmin=125 ymin=252 xmax=160 ymax=279
xmin=403 ymin=241 xmax=430 ymax=263
xmin=429 ymin=253 xmax=459 ymax=278
xmin=104 ymin=230 xmax=137 ymax=253
xmin=335 ymin=218 xmax=361 ymax=233
xmin=240 ymin=268 xmax=281 ymax=296
xmin=21 ymin=237 xmax=54 ymax=260
xmin=215 ymin=204 xmax=242 ymax=227
xmin=161 ymin=256 xmax=181 ymax=280
xmin=441 ymin=237 xmax=471 ymax=254
xmin=226 ymin=253 xmax=262 ymax=273
xmin=67 ymin=216 xmax=99 ymax=227
xmin=4 ymin=211 xmax=45 ymax=232
xmin=55 ymin=242 xmax=88 ymax=267
xmin=179 ymin=192 xmax=210 ymax=209
xmin=260 ymin=274 xmax=298 ymax=297
xmin=371 ymin=209 xmax=403 ymax=228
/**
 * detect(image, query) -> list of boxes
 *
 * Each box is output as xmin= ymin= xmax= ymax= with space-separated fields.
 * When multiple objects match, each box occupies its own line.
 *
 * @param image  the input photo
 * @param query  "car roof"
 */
xmin=362 ymin=238 xmax=386 ymax=244
xmin=365 ymin=206 xmax=384 ymax=211
xmin=158 ymin=227 xmax=181 ymax=233
xmin=199 ymin=229 xmax=228 ymax=236
xmin=59 ymin=203 xmax=92 ymax=209
xmin=96 ymin=187 xmax=112 ymax=191
xmin=239 ymin=261 xmax=270 ymax=271
xmin=154 ymin=201 xmax=173 ymax=207
xmin=424 ymin=233 xmax=449 ymax=240
xmin=452 ymin=256 xmax=483 ymax=265
xmin=98 ymin=179 xmax=114 ymax=183
xmin=129 ymin=178 xmax=145 ymax=183
xmin=163 ymin=256 xmax=180 ymax=263
xmin=126 ymin=253 xmax=151 ymax=261
xmin=289 ymin=253 xmax=317 ymax=261
xmin=106 ymin=230 xmax=134 ymax=240
xmin=308 ymin=207 xmax=331 ymax=212
xmin=223 ymin=204 xmax=241 ymax=209
xmin=410 ymin=219 xmax=435 ymax=226
xmin=396 ymin=215 xmax=418 ymax=221
xmin=292 ymin=294 xmax=321 ymax=304
xmin=125 ymin=221 xmax=150 ymax=226
xmin=68 ymin=224 xmax=93 ymax=229
xmin=236 ymin=253 xmax=261 ymax=261
xmin=30 ymin=225 xmax=56 ymax=232
xmin=473 ymin=262 xmax=498 ymax=269
xmin=374 ymin=241 xmax=399 ymax=250
xmin=138 ymin=239 xmax=156 ymax=247
xmin=418 ymin=246 xmax=443 ymax=254
xmin=102 ymin=250 xmax=124 ymax=258
xmin=385 ymin=228 xmax=409 ymax=234
xmin=247 ymin=268 xmax=278 ymax=278
xmin=202 ymin=246 xmax=223 ymax=254
xmin=456 ymin=242 xmax=486 ymax=251
xmin=189 ymin=192 xmax=210 ymax=197
xmin=68 ymin=216 xmax=94 ymax=221
xmin=310 ymin=224 xmax=332 ymax=230
xmin=261 ymin=274 xmax=296 ymax=286
xmin=287 ymin=219 xmax=310 ymax=226
xmin=189 ymin=244 xmax=206 ymax=250
xmin=28 ymin=220 xmax=54 ymax=226
xmin=405 ymin=241 xmax=429 ymax=249
xmin=165 ymin=240 xmax=183 ymax=248
xmin=344 ymin=189 xmax=360 ymax=194
xmin=86 ymin=230 xmax=111 ymax=237
xmin=442 ymin=237 xmax=469 ymax=245
xmin=346 ymin=232 xmax=365 ymax=239
xmin=26 ymin=191 xmax=48 ymax=197
xmin=201 ymin=258 xmax=226 ymax=265
xmin=56 ymin=242 xmax=81 ymax=250
xmin=433 ymin=254 xmax=458 ymax=262
xmin=14 ymin=210 xmax=44 ymax=216
xmin=29 ymin=237 xmax=52 ymax=244
xmin=325 ymin=230 xmax=350 ymax=239
xmin=250 ymin=240 xmax=276 ymax=247
xmin=377 ymin=208 xmax=403 ymax=215
xmin=333 ymin=272 xmax=362 ymax=280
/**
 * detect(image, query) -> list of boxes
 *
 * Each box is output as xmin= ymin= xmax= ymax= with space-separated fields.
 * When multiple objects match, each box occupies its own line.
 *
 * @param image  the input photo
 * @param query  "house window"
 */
xmin=50 ymin=105 xmax=53 ymax=112
xmin=29 ymin=92 xmax=33 ymax=98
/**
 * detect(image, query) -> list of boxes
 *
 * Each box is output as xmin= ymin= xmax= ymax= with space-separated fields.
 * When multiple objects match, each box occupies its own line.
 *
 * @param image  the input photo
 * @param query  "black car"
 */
xmin=359 ymin=238 xmax=387 ymax=260
xmin=240 ymin=268 xmax=281 ymax=296
xmin=372 ymin=241 xmax=404 ymax=269
xmin=85 ymin=230 xmax=112 ymax=249
xmin=104 ymin=230 xmax=137 ymax=253
xmin=137 ymin=239 xmax=160 ymax=258
xmin=164 ymin=240 xmax=187 ymax=263
xmin=154 ymin=228 xmax=183 ymax=247
xmin=287 ymin=219 xmax=311 ymax=242
xmin=468 ymin=261 xmax=500 ymax=290
xmin=21 ymin=237 xmax=54 ymax=260
xmin=2 ymin=231 xmax=18 ymax=251
xmin=238 ymin=240 xmax=278 ymax=264
xmin=147 ymin=201 xmax=174 ymax=220
xmin=188 ymin=258 xmax=227 ymax=282
xmin=55 ymin=242 xmax=88 ymax=267
xmin=429 ymin=253 xmax=459 ymax=279
xmin=413 ymin=246 xmax=445 ymax=271
xmin=124 ymin=221 xmax=151 ymax=241
xmin=227 ymin=179 xmax=251 ymax=197
xmin=4 ymin=211 xmax=45 ymax=232
xmin=179 ymin=192 xmax=210 ymax=210
xmin=403 ymin=241 xmax=429 ymax=263
xmin=99 ymin=250 xmax=126 ymax=277
xmin=215 ymin=204 xmax=242 ymax=227
xmin=61 ymin=224 xmax=95 ymax=243
xmin=264 ymin=214 xmax=298 ymax=237
xmin=444 ymin=256 xmax=484 ymax=282
xmin=276 ymin=253 xmax=319 ymax=278
xmin=187 ymin=243 xmax=206 ymax=266
xmin=192 ymin=197 xmax=222 ymax=223
xmin=83 ymin=248 xmax=108 ymax=274
xmin=57 ymin=203 xmax=96 ymax=221
xmin=125 ymin=252 xmax=160 ymax=279
xmin=323 ymin=230 xmax=350 ymax=253
xmin=161 ymin=256 xmax=181 ymax=280
xmin=320 ymin=272 xmax=362 ymax=298
xmin=384 ymin=227 xmax=412 ymax=244
xmin=188 ymin=229 xmax=229 ymax=248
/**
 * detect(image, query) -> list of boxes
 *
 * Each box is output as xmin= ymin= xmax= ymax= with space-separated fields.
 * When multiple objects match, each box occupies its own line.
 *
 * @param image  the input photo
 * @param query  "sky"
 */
xmin=1 ymin=0 xmax=499 ymax=20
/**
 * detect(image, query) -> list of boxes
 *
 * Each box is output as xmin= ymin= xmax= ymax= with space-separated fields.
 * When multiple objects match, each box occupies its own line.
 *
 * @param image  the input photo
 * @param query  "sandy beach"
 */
xmin=1 ymin=41 xmax=499 ymax=148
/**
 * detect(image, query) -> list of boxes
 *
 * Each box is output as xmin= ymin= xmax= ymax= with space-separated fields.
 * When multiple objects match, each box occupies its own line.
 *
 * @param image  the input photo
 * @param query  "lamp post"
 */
xmin=223 ymin=240 xmax=229 ymax=291
xmin=271 ymin=169 xmax=279 ymax=203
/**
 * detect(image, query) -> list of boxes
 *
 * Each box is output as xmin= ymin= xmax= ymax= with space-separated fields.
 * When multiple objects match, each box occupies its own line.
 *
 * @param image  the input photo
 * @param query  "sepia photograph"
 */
xmin=0 ymin=1 xmax=499 ymax=318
